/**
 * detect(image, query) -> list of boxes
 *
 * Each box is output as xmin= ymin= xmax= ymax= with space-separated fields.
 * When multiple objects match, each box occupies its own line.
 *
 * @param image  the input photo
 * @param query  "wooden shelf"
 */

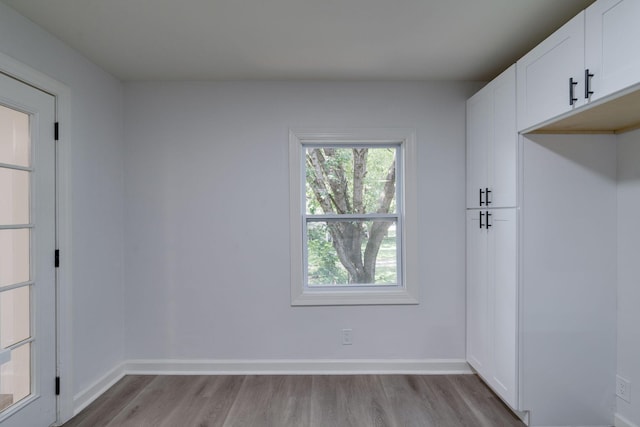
xmin=531 ymin=86 xmax=640 ymax=134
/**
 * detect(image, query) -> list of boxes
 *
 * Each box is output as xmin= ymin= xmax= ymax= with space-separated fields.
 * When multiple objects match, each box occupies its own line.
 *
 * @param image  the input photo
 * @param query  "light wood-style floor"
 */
xmin=62 ymin=374 xmax=525 ymax=427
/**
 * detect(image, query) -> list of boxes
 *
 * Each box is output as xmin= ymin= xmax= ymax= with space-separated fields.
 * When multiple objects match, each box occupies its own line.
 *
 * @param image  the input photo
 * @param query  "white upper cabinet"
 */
xmin=466 ymin=83 xmax=491 ymax=208
xmin=518 ymin=0 xmax=640 ymax=132
xmin=585 ymin=0 xmax=640 ymax=102
xmin=517 ymin=12 xmax=585 ymax=131
xmin=467 ymin=65 xmax=516 ymax=209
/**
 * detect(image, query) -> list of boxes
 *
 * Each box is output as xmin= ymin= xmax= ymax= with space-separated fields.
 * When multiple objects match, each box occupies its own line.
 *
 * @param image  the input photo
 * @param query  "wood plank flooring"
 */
xmin=62 ymin=374 xmax=525 ymax=427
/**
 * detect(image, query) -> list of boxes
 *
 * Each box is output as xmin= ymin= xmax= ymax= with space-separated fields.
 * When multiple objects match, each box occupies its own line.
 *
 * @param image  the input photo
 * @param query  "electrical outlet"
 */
xmin=616 ymin=375 xmax=631 ymax=403
xmin=342 ymin=329 xmax=353 ymax=345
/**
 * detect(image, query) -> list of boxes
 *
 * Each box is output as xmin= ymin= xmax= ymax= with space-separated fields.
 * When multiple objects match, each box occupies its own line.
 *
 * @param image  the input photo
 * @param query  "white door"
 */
xmin=0 ymin=73 xmax=56 ymax=426
xmin=586 ymin=0 xmax=640 ymax=102
xmin=517 ymin=12 xmax=585 ymax=131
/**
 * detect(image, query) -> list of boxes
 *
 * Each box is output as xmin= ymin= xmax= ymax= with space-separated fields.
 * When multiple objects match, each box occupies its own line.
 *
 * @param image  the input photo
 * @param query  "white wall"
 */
xmin=617 ymin=128 xmax=640 ymax=426
xmin=2 ymin=1 xmax=636 ymax=422
xmin=0 ymin=2 xmax=125 ymax=399
xmin=520 ymin=134 xmax=617 ymax=426
xmin=123 ymin=81 xmax=480 ymax=360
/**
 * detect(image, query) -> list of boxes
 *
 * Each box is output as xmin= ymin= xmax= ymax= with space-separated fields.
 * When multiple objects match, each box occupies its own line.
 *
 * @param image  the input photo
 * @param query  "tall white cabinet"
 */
xmin=466 ymin=65 xmax=518 ymax=410
xmin=468 ymin=0 xmax=640 ymax=425
xmin=467 ymin=65 xmax=617 ymax=425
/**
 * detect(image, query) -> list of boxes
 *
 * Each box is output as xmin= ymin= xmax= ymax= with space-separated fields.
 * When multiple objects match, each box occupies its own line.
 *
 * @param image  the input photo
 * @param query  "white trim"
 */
xmin=291 ymin=288 xmax=419 ymax=306
xmin=0 ymin=50 xmax=74 ymax=424
xmin=289 ymin=128 xmax=419 ymax=306
xmin=616 ymin=414 xmax=640 ymax=427
xmin=124 ymin=358 xmax=472 ymax=375
xmin=71 ymin=363 xmax=126 ymax=417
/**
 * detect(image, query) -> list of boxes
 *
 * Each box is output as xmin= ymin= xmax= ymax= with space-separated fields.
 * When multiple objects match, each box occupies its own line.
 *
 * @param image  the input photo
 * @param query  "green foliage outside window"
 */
xmin=305 ymin=146 xmax=398 ymax=285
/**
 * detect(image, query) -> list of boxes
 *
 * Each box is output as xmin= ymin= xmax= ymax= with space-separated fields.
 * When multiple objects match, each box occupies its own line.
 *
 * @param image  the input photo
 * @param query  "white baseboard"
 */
xmin=124 ymin=358 xmax=472 ymax=375
xmin=616 ymin=413 xmax=640 ymax=427
xmin=72 ymin=362 xmax=126 ymax=417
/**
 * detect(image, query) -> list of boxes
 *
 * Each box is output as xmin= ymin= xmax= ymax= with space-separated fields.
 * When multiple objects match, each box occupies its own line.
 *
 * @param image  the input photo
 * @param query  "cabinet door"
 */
xmin=586 ymin=0 xmax=640 ymax=102
xmin=466 ymin=86 xmax=490 ymax=209
xmin=466 ymin=65 xmax=516 ymax=209
xmin=517 ymin=12 xmax=585 ymax=131
xmin=466 ymin=210 xmax=489 ymax=374
xmin=489 ymin=66 xmax=516 ymax=208
xmin=487 ymin=208 xmax=518 ymax=408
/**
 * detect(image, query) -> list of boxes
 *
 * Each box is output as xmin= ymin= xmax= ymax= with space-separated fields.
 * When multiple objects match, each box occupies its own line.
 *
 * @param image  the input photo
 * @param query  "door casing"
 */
xmin=0 ymin=51 xmax=73 ymax=425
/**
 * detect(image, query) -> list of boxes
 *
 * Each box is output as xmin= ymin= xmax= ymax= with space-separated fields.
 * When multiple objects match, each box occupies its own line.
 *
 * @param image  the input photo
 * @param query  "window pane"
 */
xmin=0 ymin=105 xmax=30 ymax=168
xmin=306 ymin=220 xmax=398 ymax=286
xmin=305 ymin=147 xmax=396 ymax=215
xmin=0 ymin=286 xmax=30 ymax=349
xmin=0 ymin=343 xmax=30 ymax=411
xmin=0 ymin=168 xmax=29 ymax=225
xmin=0 ymin=229 xmax=30 ymax=288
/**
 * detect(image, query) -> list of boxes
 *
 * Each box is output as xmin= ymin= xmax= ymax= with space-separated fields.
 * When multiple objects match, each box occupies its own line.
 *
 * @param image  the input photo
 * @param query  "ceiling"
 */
xmin=2 ymin=0 xmax=595 ymax=81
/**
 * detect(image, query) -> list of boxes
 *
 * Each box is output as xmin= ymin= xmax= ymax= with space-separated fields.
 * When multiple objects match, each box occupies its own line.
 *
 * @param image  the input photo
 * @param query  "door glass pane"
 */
xmin=0 ymin=343 xmax=31 ymax=411
xmin=0 ymin=105 xmax=29 ymax=167
xmin=0 ymin=168 xmax=29 ymax=225
xmin=0 ymin=229 xmax=30 ymax=287
xmin=0 ymin=105 xmax=31 ymax=166
xmin=0 ymin=287 xmax=30 ymax=349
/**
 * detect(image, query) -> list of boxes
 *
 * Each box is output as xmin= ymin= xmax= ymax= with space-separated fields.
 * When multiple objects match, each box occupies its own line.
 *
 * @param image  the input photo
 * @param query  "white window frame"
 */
xmin=289 ymin=129 xmax=419 ymax=306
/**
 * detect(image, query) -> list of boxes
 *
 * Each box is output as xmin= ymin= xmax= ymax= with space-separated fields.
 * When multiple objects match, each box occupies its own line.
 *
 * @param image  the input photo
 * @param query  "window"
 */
xmin=289 ymin=129 xmax=418 ymax=306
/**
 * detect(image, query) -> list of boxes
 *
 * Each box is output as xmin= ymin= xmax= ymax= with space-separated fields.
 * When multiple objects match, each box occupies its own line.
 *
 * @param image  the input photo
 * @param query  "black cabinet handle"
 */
xmin=585 ymin=69 xmax=594 ymax=99
xmin=479 ymin=211 xmax=484 ymax=229
xmin=485 ymin=188 xmax=492 ymax=205
xmin=569 ymin=78 xmax=578 ymax=106
xmin=486 ymin=211 xmax=492 ymax=229
xmin=479 ymin=188 xmax=485 ymax=206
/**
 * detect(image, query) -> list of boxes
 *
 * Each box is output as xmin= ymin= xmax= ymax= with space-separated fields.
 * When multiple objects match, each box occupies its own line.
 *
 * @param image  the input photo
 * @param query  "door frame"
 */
xmin=0 ymin=51 xmax=73 ymax=424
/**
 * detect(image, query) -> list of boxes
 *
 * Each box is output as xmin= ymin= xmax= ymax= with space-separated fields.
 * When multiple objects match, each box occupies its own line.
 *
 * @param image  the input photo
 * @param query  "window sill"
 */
xmin=291 ymin=287 xmax=419 ymax=306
